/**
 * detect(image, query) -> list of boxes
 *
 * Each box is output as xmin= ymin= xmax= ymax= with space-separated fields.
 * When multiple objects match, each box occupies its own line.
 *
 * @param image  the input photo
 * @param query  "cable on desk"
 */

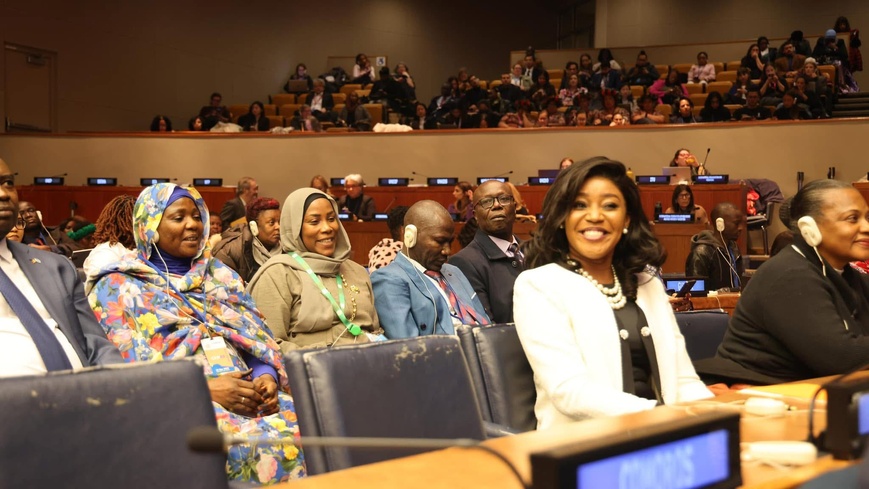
xmin=461 ymin=444 xmax=530 ymax=489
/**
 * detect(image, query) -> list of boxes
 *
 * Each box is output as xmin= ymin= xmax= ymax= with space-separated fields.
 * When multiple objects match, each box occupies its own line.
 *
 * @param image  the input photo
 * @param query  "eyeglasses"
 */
xmin=475 ymin=195 xmax=514 ymax=209
xmin=15 ymin=218 xmax=25 ymax=229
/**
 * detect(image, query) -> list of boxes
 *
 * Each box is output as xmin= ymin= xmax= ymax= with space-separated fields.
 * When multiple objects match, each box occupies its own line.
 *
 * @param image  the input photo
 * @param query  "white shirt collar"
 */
xmin=0 ymin=239 xmax=12 ymax=263
xmin=488 ymin=234 xmax=518 ymax=256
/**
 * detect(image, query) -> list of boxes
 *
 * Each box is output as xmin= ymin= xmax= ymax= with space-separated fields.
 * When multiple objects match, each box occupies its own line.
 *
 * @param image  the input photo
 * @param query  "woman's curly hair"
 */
xmin=93 ymin=195 xmax=136 ymax=249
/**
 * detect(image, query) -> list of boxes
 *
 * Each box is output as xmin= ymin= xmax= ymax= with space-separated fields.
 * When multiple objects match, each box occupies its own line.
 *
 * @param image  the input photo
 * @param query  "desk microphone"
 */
xmin=187 ymin=426 xmax=478 ymax=453
xmin=410 ymin=171 xmax=430 ymax=181
xmin=492 ymin=170 xmax=514 ymax=178
xmin=52 ymin=172 xmax=69 ymax=178
xmin=700 ymin=148 xmax=711 ymax=172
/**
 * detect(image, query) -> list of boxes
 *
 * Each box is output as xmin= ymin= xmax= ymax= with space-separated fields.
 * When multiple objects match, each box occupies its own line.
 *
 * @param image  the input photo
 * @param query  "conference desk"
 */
xmin=281 ymin=377 xmax=848 ymax=489
xmin=16 ymin=185 xmax=236 ymax=225
xmin=691 ymin=293 xmax=741 ymax=316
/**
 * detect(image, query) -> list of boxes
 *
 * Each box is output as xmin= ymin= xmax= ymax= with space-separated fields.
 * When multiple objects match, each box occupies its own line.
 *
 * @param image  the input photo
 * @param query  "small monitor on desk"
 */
xmin=636 ymin=175 xmax=669 ymax=185
xmin=477 ymin=177 xmax=509 ymax=184
xmin=657 ymin=213 xmax=694 ymax=223
xmin=140 ymin=178 xmax=170 ymax=186
xmin=34 ymin=177 xmax=64 ymax=186
xmin=192 ymin=178 xmax=223 ymax=187
xmin=87 ymin=177 xmax=117 ymax=186
xmin=662 ymin=166 xmax=693 ymax=184
xmin=338 ymin=212 xmax=351 ymax=221
xmin=529 ymin=177 xmax=555 ymax=186
xmin=694 ymin=174 xmax=729 ymax=184
xmin=427 ymin=177 xmax=458 ymax=186
xmin=664 ymin=277 xmax=707 ymax=296
xmin=372 ymin=213 xmax=388 ymax=221
xmin=531 ymin=411 xmax=741 ymax=489
xmin=378 ymin=177 xmax=409 ymax=187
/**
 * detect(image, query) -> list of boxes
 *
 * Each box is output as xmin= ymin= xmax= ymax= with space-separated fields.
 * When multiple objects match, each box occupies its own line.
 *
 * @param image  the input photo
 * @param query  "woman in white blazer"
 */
xmin=513 ymin=157 xmax=712 ymax=429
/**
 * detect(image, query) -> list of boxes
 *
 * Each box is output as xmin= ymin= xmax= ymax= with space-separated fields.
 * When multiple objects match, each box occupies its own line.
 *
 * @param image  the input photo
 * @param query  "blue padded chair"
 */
xmin=457 ymin=324 xmax=536 ymax=432
xmin=674 ymin=310 xmax=731 ymax=361
xmin=284 ymin=336 xmax=487 ymax=475
xmin=0 ymin=361 xmax=228 ymax=489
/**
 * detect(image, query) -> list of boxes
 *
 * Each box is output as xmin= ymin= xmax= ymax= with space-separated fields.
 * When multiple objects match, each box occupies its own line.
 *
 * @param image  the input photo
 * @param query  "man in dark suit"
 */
xmin=305 ymin=79 xmax=335 ymax=122
xmin=0 ymin=158 xmax=122 ymax=377
xmin=336 ymin=174 xmax=376 ymax=221
xmin=219 ymin=176 xmax=258 ymax=231
xmin=450 ymin=180 xmax=524 ymax=323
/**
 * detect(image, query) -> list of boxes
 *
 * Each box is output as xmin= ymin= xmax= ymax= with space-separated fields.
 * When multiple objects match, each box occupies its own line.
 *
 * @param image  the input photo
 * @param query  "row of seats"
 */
xmin=227 ymin=103 xmax=385 ymax=129
xmin=0 ymin=310 xmax=728 ymax=483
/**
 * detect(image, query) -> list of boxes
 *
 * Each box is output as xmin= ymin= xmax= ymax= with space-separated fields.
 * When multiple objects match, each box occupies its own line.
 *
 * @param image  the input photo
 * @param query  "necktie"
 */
xmin=424 ymin=270 xmax=488 ymax=325
xmin=0 ymin=265 xmax=72 ymax=371
xmin=507 ymin=242 xmax=524 ymax=267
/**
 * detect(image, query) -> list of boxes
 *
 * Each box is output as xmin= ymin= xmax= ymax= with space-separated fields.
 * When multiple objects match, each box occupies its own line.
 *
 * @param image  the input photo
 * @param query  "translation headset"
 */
xmin=714 ymin=217 xmax=739 ymax=289
xmin=34 ymin=210 xmax=59 ymax=246
xmin=798 ymin=215 xmax=826 ymax=277
xmin=249 ymin=220 xmax=259 ymax=237
xmin=401 ymin=224 xmax=440 ymax=332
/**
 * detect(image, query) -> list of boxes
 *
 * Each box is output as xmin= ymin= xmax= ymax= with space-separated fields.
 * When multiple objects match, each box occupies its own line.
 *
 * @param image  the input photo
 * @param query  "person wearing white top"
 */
xmin=0 ymin=157 xmax=121 ymax=377
xmin=513 ymin=157 xmax=711 ymax=429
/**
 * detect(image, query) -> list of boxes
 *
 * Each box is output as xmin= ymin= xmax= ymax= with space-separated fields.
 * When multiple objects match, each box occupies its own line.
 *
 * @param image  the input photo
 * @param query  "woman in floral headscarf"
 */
xmin=87 ymin=184 xmax=305 ymax=484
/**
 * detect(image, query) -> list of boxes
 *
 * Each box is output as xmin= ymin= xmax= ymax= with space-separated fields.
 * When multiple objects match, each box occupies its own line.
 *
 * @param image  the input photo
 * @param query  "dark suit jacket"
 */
xmin=305 ymin=91 xmax=334 ymax=112
xmin=7 ymin=240 xmax=122 ymax=367
xmin=237 ymin=113 xmax=270 ymax=131
xmin=219 ymin=197 xmax=246 ymax=230
xmin=590 ymin=70 xmax=622 ymax=91
xmin=449 ymin=230 xmax=523 ymax=324
xmin=336 ymin=194 xmax=376 ymax=221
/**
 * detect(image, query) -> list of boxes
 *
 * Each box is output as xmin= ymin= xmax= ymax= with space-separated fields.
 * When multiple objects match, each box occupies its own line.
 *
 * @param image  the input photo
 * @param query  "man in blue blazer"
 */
xmin=0 ymin=158 xmax=122 ymax=377
xmin=371 ymin=201 xmax=489 ymax=339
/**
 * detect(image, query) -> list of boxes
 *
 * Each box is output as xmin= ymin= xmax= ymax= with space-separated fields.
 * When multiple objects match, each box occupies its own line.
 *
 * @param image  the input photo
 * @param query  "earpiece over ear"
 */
xmin=715 ymin=217 xmax=725 ymax=233
xmin=249 ymin=220 xmax=259 ymax=237
xmin=798 ymin=216 xmax=822 ymax=247
xmin=36 ymin=210 xmax=43 ymax=223
xmin=153 ymin=231 xmax=160 ymax=244
xmin=404 ymin=224 xmax=418 ymax=249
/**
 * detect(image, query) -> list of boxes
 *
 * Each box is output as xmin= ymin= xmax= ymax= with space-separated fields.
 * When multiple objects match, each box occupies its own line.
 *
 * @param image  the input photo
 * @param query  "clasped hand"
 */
xmin=208 ymin=370 xmax=280 ymax=417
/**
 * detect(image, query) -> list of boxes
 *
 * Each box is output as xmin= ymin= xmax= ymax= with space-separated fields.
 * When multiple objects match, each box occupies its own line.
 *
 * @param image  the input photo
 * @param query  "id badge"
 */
xmin=202 ymin=337 xmax=235 ymax=375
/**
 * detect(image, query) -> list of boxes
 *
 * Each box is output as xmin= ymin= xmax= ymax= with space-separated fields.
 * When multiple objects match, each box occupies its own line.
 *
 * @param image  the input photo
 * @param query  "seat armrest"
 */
xmin=484 ymin=421 xmax=520 ymax=438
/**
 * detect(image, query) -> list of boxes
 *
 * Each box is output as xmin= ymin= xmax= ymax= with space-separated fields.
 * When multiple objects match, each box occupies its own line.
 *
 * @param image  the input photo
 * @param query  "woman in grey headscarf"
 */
xmin=212 ymin=197 xmax=282 ymax=283
xmin=248 ymin=188 xmax=382 ymax=352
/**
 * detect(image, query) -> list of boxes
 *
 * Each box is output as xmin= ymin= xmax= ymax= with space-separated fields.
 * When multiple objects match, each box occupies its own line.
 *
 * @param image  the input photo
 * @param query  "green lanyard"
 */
xmin=290 ymin=252 xmax=362 ymax=336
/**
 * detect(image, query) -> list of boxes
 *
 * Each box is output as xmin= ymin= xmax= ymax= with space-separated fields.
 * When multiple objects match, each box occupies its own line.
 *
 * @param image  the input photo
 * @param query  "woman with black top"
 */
xmin=741 ymin=43 xmax=766 ymax=79
xmin=513 ymin=158 xmax=711 ymax=428
xmin=712 ymin=180 xmax=869 ymax=384
xmin=699 ymin=91 xmax=732 ymax=122
xmin=237 ymin=101 xmax=270 ymax=132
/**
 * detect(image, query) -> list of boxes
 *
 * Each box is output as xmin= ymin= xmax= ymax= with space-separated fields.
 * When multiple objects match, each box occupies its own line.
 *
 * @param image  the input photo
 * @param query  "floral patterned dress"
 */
xmin=88 ymin=184 xmax=305 ymax=484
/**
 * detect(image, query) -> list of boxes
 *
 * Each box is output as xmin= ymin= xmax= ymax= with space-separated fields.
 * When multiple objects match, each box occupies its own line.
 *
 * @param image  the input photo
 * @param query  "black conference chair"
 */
xmin=0 ymin=361 xmax=228 ymax=489
xmin=284 ymin=336 xmax=487 ymax=475
xmin=457 ymin=324 xmax=537 ymax=432
xmin=674 ymin=310 xmax=730 ymax=361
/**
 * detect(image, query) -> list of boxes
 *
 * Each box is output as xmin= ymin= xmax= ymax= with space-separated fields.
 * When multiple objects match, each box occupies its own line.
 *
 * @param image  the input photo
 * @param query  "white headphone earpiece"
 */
xmin=798 ymin=216 xmax=822 ymax=247
xmin=715 ymin=217 xmax=725 ymax=233
xmin=36 ymin=210 xmax=43 ymax=223
xmin=404 ymin=224 xmax=418 ymax=248
xmin=249 ymin=220 xmax=259 ymax=236
xmin=153 ymin=231 xmax=160 ymax=244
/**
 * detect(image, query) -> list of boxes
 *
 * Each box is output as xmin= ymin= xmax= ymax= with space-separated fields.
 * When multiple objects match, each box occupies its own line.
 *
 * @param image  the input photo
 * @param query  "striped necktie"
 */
xmin=507 ymin=242 xmax=524 ymax=267
xmin=424 ymin=270 xmax=488 ymax=325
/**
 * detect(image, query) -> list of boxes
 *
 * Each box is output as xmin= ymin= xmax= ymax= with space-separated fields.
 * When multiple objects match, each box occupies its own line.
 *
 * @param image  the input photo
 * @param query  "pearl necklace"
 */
xmin=566 ymin=259 xmax=627 ymax=310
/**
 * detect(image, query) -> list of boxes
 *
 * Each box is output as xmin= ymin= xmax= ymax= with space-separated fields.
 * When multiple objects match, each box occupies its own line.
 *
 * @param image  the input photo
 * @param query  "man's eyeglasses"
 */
xmin=14 ymin=218 xmax=25 ymax=229
xmin=475 ymin=195 xmax=514 ymax=209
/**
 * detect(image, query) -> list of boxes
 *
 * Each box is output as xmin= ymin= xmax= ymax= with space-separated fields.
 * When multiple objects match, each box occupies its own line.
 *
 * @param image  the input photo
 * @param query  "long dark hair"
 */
xmin=671 ymin=184 xmax=694 ymax=213
xmin=524 ymin=157 xmax=665 ymax=299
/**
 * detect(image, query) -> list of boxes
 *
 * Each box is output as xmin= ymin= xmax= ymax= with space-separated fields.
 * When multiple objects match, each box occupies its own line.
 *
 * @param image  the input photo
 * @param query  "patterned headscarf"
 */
xmin=88 ymin=183 xmax=289 ymax=388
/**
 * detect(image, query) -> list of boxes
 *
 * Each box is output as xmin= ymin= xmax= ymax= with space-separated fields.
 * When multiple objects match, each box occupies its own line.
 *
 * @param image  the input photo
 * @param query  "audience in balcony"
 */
xmin=149 ymin=115 xmax=172 ymax=132
xmin=759 ymin=63 xmax=788 ymax=106
xmin=498 ymin=73 xmax=525 ymax=106
xmin=307 ymin=79 xmax=335 ymax=122
xmin=578 ymin=53 xmax=594 ymax=86
xmin=624 ymin=50 xmax=659 ymax=87
xmin=529 ymin=72 xmax=557 ymax=111
xmin=733 ymin=89 xmax=772 ymax=121
xmin=793 ymin=76 xmax=827 ymax=118
xmin=406 ymin=102 xmax=436 ymax=130
xmin=789 ymin=30 xmax=813 ymax=58
xmin=428 ymin=83 xmax=457 ymax=121
xmin=338 ymin=92 xmax=372 ymax=132
xmin=558 ymin=74 xmax=586 ymax=107
xmin=773 ymin=90 xmax=811 ymax=120
xmin=237 ymin=101 xmax=269 ymax=132
xmin=394 ymin=62 xmax=417 ymax=101
xmin=802 ymin=58 xmax=832 ymax=114
xmin=351 ymin=53 xmax=374 ymax=85
xmin=288 ymin=105 xmax=322 ymax=132
xmin=688 ymin=51 xmax=716 ymax=85
xmin=774 ymin=41 xmax=806 ymax=79
xmin=284 ymin=63 xmax=314 ymax=93
xmin=510 ymin=63 xmax=529 ymax=90
xmin=616 ymin=84 xmax=637 ymax=112
xmin=590 ymin=60 xmax=622 ymax=93
xmin=593 ymin=48 xmax=621 ymax=73
xmin=521 ymin=54 xmax=543 ymax=85
xmin=198 ymin=92 xmax=231 ymax=129
xmin=631 ymin=95 xmax=667 ymax=124
xmin=187 ymin=116 xmax=204 ymax=131
xmin=757 ymin=36 xmax=776 ymax=63
xmin=650 ymin=68 xmax=689 ymax=106
xmin=699 ymin=92 xmax=731 ymax=122
xmin=725 ymin=68 xmax=756 ymax=105
xmin=559 ymin=61 xmax=579 ymax=90
xmin=609 ymin=110 xmax=629 ymax=126
xmin=596 ymin=89 xmax=619 ymax=125
xmin=834 ymin=16 xmax=862 ymax=73
xmin=741 ymin=43 xmax=766 ymax=79
xmin=671 ymin=97 xmax=699 ymax=124
xmin=370 ymin=67 xmax=406 ymax=114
